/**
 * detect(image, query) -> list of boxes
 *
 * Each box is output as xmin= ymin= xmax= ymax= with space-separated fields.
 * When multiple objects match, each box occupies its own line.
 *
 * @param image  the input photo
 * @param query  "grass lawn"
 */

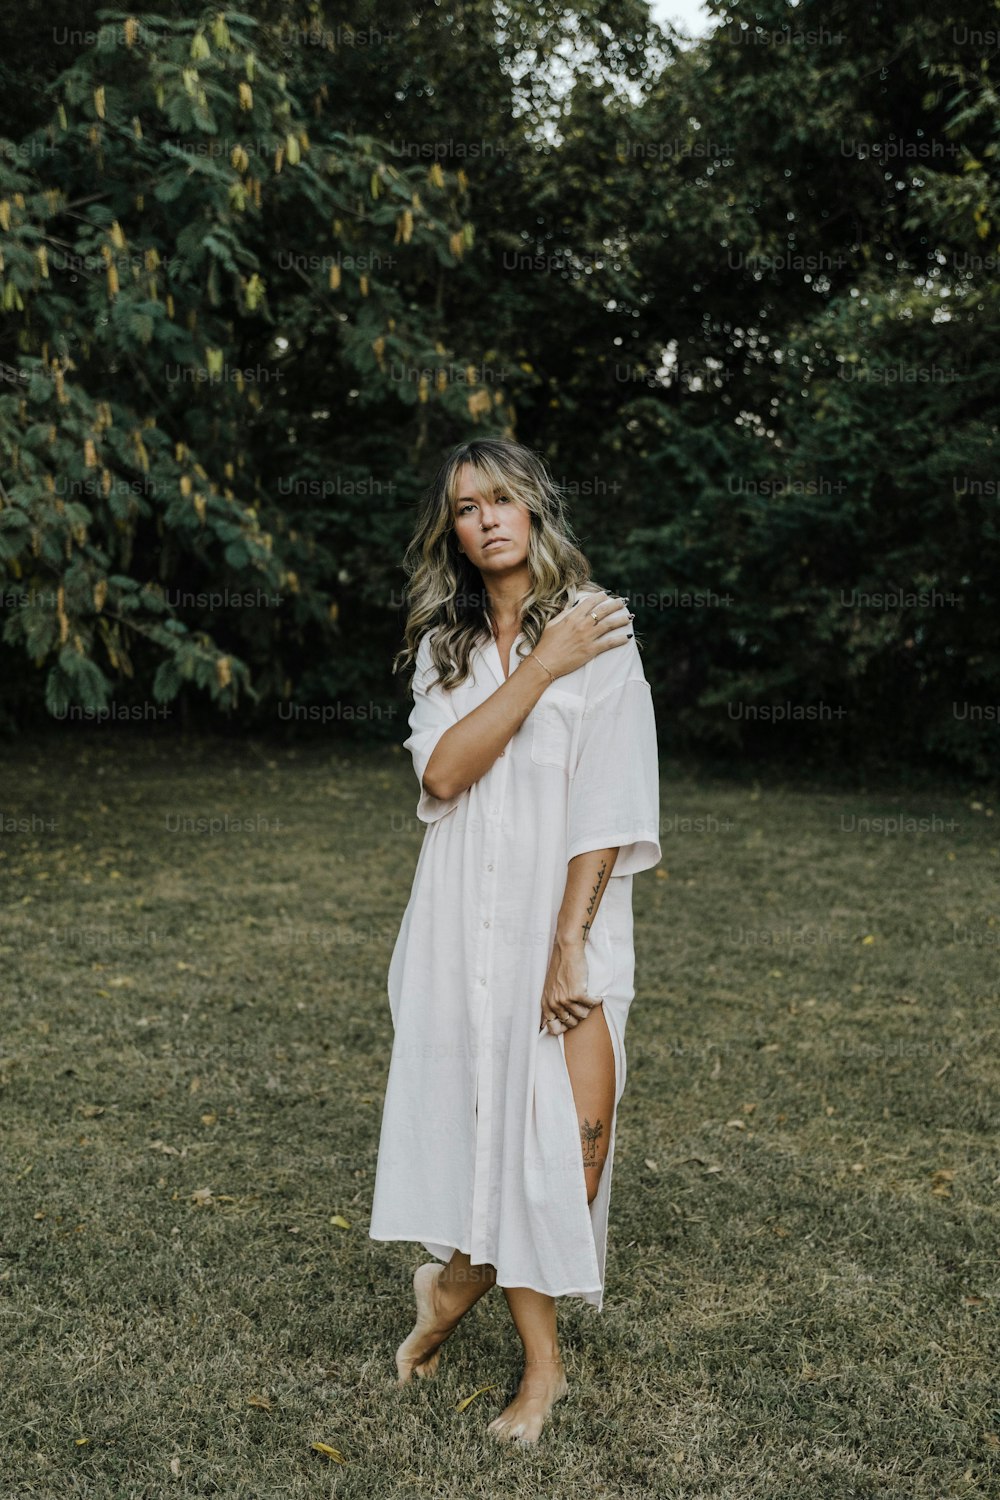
xmin=1 ymin=733 xmax=997 ymax=1499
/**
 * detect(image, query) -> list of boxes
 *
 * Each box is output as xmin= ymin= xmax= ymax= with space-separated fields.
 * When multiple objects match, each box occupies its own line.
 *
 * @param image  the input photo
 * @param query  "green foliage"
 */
xmin=0 ymin=0 xmax=997 ymax=775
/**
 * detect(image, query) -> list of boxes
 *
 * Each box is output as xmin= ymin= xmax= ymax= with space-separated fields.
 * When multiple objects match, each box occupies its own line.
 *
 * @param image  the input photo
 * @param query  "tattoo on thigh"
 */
xmin=580 ymin=1116 xmax=604 ymax=1166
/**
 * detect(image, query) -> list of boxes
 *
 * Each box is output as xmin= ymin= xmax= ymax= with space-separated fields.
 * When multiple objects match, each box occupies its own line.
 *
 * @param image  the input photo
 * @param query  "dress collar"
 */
xmin=477 ymin=586 xmax=591 ymax=687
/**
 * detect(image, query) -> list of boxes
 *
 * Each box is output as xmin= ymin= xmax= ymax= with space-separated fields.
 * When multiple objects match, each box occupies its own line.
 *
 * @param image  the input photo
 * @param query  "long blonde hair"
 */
xmin=393 ymin=436 xmax=604 ymax=690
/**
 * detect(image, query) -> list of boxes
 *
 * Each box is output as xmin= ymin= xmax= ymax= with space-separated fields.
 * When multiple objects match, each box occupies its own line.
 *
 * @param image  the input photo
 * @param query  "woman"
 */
xmin=369 ymin=435 xmax=661 ymax=1444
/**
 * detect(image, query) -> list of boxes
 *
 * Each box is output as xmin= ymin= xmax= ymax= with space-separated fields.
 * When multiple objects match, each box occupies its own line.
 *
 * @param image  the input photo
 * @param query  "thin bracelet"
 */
xmin=527 ymin=652 xmax=555 ymax=683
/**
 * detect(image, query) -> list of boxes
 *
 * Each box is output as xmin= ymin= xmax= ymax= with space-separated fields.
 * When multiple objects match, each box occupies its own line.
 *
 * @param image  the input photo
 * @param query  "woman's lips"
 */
xmin=483 ymin=538 xmax=508 ymax=550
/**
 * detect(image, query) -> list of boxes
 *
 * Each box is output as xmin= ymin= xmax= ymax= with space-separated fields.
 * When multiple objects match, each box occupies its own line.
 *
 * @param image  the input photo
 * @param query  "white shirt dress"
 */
xmin=369 ymin=587 xmax=661 ymax=1310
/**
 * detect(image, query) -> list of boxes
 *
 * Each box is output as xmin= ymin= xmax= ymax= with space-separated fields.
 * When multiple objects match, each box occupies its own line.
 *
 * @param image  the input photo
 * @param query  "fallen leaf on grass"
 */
xmin=169 ymin=1457 xmax=181 ymax=1476
xmin=74 ymin=1437 xmax=90 ymax=1446
xmin=79 ymin=1104 xmax=105 ymax=1118
xmin=725 ymin=1119 xmax=746 ymax=1130
xmin=644 ymin=1158 xmax=659 ymax=1172
xmin=455 ymin=1384 xmax=499 ymax=1412
xmin=247 ymin=1393 xmax=272 ymax=1411
xmin=329 ymin=1215 xmax=351 ymax=1229
xmin=310 ymin=1442 xmax=346 ymax=1462
xmin=150 ymin=1140 xmax=182 ymax=1156
xmin=190 ymin=1187 xmax=213 ymax=1207
xmin=930 ymin=1169 xmax=955 ymax=1197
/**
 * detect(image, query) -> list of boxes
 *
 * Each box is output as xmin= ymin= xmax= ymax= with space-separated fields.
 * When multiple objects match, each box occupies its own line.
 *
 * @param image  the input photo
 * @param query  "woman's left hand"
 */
xmin=538 ymin=938 xmax=602 ymax=1034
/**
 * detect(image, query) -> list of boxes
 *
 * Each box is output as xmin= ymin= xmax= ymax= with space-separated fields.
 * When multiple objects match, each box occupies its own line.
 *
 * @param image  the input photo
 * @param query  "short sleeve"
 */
xmin=403 ymin=630 xmax=463 ymax=824
xmin=565 ymin=651 xmax=661 ymax=877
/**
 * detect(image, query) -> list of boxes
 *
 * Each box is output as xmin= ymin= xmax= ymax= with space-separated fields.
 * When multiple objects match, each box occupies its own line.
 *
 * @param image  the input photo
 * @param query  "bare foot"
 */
xmin=395 ymin=1262 xmax=456 ymax=1384
xmin=486 ymin=1358 xmax=569 ymax=1444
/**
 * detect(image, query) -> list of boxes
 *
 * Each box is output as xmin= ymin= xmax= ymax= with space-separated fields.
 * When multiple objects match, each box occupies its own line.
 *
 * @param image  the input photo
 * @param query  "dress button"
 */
xmin=486 ymin=863 xmax=494 ymax=872
xmin=479 ymin=977 xmax=487 ymax=986
xmin=483 ymin=920 xmax=490 ymax=928
xmin=499 ymin=748 xmax=505 ymax=756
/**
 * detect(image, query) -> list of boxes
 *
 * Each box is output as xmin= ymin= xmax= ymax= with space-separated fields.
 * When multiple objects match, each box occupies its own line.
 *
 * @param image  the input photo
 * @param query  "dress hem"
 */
xmin=367 ymin=1230 xmax=605 ymax=1304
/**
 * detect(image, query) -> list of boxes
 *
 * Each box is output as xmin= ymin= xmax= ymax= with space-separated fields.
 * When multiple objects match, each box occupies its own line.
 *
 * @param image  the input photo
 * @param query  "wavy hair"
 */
xmin=392 ymin=436 xmax=606 ymax=690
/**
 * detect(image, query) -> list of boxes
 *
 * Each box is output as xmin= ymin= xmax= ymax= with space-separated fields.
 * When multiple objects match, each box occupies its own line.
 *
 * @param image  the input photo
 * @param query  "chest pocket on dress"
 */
xmin=530 ymin=687 xmax=585 ymax=771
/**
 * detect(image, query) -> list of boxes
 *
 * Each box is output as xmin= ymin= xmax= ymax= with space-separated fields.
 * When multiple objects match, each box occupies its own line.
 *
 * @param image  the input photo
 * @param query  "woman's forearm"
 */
xmin=555 ymin=847 xmax=620 ymax=948
xmin=423 ymin=654 xmax=552 ymax=800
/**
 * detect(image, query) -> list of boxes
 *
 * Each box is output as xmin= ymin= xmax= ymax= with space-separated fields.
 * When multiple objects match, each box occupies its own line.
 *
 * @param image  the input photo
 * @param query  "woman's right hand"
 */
xmin=533 ymin=590 xmax=633 ymax=680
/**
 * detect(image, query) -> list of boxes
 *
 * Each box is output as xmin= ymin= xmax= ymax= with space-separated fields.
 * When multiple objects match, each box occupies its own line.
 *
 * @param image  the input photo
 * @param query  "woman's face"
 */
xmin=452 ymin=462 xmax=532 ymax=574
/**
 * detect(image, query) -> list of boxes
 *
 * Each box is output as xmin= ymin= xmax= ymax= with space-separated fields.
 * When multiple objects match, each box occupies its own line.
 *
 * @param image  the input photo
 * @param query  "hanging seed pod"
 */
xmin=329 ymin=263 xmax=341 ymax=291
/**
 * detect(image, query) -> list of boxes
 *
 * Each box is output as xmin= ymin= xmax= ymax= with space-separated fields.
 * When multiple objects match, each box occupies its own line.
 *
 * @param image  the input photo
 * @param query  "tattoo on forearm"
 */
xmin=579 ymin=859 xmax=607 ymax=943
xmin=581 ymin=1116 xmax=604 ymax=1166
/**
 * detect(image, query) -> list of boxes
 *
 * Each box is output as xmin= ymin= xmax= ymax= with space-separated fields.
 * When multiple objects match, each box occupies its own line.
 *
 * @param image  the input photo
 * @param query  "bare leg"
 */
xmin=487 ymin=1285 xmax=569 ymax=1444
xmin=487 ymin=1005 xmax=616 ymax=1442
xmin=563 ymin=1001 xmax=616 ymax=1206
xmin=395 ymin=1248 xmax=496 ymax=1383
